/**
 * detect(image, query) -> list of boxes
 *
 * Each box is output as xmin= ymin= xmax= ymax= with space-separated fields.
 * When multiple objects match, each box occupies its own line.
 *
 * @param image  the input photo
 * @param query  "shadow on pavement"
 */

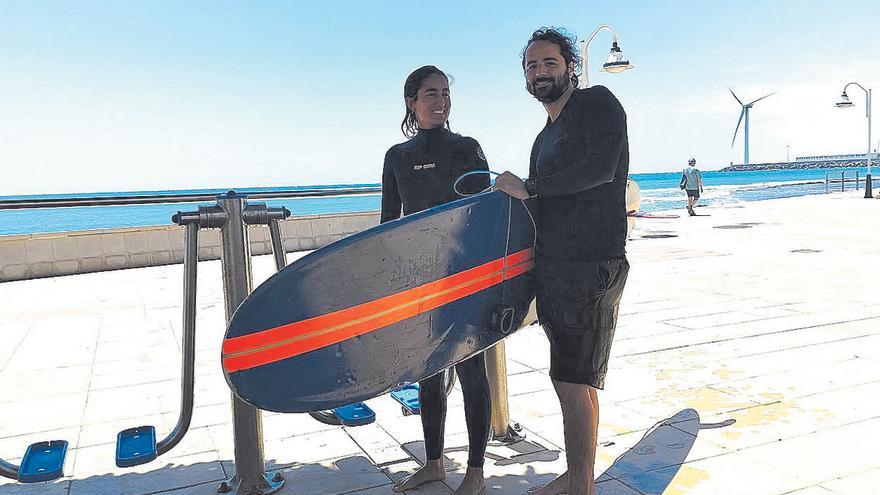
xmin=0 ymin=409 xmax=733 ymax=495
xmin=603 ymin=408 xmax=734 ymax=495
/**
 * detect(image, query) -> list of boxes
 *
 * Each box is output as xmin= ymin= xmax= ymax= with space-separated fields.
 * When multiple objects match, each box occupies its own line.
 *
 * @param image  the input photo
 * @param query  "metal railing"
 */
xmin=824 ymin=171 xmax=869 ymax=193
xmin=0 ymin=186 xmax=382 ymax=210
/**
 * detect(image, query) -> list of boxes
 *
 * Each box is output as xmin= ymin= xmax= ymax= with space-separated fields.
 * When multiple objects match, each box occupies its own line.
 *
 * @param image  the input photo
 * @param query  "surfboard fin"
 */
xmin=490 ymin=306 xmax=517 ymax=335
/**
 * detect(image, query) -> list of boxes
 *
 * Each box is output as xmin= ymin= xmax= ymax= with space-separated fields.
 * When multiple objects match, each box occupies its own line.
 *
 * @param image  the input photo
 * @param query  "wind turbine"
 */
xmin=730 ymin=89 xmax=775 ymax=165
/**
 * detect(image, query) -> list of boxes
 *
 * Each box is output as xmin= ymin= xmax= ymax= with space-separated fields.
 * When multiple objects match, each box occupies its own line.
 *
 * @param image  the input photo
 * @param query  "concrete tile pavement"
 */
xmin=1 ymin=191 xmax=878 ymax=494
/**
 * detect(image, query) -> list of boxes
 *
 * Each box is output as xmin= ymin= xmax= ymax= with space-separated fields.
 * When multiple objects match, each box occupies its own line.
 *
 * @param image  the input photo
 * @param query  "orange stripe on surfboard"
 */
xmin=222 ymin=247 xmax=533 ymax=373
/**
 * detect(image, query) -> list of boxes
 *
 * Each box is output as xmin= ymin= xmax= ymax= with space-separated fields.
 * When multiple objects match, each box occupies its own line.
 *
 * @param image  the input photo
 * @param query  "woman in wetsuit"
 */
xmin=382 ymin=65 xmax=491 ymax=495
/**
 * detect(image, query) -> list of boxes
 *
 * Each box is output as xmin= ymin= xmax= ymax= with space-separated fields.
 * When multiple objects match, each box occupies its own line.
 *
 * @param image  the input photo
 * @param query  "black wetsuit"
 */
xmin=528 ymin=86 xmax=630 ymax=388
xmin=381 ymin=126 xmax=491 ymax=468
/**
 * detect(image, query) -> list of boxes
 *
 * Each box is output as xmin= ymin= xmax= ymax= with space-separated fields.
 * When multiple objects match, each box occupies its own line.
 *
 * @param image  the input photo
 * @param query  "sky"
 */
xmin=2 ymin=1 xmax=879 ymax=195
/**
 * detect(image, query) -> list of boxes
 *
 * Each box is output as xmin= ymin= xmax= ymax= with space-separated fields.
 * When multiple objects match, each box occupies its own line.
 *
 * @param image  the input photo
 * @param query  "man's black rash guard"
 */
xmin=528 ymin=85 xmax=629 ymax=262
xmin=381 ymin=127 xmax=490 ymax=223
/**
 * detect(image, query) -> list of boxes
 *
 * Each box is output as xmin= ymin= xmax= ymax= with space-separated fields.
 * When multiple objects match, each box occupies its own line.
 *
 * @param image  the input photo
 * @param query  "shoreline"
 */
xmin=2 ymin=168 xmax=871 ymax=237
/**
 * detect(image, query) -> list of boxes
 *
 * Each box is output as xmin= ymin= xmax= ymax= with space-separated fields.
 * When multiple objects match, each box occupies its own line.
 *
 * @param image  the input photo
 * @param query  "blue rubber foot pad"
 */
xmin=390 ymin=384 xmax=421 ymax=415
xmin=116 ymin=426 xmax=158 ymax=468
xmin=332 ymin=402 xmax=375 ymax=426
xmin=19 ymin=440 xmax=68 ymax=483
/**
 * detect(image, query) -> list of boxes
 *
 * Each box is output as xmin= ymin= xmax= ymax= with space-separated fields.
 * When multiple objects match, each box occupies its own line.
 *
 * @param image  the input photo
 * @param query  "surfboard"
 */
xmin=625 ymin=178 xmax=640 ymax=237
xmin=222 ymin=191 xmax=536 ymax=413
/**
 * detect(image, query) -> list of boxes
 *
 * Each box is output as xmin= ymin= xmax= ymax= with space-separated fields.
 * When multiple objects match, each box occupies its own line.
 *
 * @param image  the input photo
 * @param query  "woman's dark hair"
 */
xmin=401 ymin=65 xmax=451 ymax=138
xmin=521 ymin=27 xmax=581 ymax=88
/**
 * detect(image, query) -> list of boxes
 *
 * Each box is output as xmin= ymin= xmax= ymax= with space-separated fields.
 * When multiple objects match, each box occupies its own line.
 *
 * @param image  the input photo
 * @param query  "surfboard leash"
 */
xmin=453 ymin=169 xmax=537 ymax=249
xmin=454 ymin=170 xmax=537 ymax=334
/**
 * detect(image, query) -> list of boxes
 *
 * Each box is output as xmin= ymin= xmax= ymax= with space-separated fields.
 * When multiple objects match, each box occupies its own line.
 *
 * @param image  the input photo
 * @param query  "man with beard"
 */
xmin=494 ymin=27 xmax=630 ymax=495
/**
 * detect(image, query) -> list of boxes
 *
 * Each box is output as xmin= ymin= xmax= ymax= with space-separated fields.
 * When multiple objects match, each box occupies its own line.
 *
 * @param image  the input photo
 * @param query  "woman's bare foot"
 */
xmin=527 ymin=471 xmax=568 ymax=495
xmin=453 ymin=466 xmax=485 ymax=495
xmin=392 ymin=458 xmax=445 ymax=492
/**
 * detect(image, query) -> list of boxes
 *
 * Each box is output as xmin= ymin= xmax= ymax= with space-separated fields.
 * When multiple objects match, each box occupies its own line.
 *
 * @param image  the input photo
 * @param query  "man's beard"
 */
xmin=527 ymin=73 xmax=571 ymax=103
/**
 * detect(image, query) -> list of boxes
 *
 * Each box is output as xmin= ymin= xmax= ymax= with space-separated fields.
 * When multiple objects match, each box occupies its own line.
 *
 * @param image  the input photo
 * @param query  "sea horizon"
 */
xmin=0 ymin=167 xmax=873 ymax=237
xmin=0 ymin=165 xmax=866 ymax=199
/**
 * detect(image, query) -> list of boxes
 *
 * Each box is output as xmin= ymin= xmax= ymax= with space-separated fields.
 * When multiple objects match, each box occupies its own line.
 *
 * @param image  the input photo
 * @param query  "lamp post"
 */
xmin=835 ymin=82 xmax=873 ymax=198
xmin=786 ymin=145 xmax=790 ymax=162
xmin=579 ymin=24 xmax=633 ymax=89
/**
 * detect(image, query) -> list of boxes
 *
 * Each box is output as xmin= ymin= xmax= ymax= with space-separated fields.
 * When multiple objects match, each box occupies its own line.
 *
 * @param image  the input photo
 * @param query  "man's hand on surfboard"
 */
xmin=493 ymin=171 xmax=530 ymax=200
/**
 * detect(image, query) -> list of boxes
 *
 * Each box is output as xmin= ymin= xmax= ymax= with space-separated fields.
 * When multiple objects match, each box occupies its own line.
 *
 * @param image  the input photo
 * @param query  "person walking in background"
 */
xmin=681 ymin=157 xmax=703 ymax=216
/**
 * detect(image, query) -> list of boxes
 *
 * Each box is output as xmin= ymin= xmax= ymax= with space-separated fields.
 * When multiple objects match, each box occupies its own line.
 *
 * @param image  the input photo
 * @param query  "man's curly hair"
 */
xmin=521 ymin=27 xmax=581 ymax=88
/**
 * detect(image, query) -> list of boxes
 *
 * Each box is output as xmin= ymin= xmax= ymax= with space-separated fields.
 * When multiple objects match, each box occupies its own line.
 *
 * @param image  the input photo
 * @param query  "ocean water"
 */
xmin=0 ymin=168 xmax=869 ymax=236
xmin=634 ymin=168 xmax=867 ymax=213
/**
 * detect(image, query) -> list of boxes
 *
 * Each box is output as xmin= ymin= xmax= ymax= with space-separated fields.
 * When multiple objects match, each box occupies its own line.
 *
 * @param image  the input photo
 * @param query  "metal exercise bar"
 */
xmin=0 ymin=458 xmax=17 ymax=480
xmin=157 ymin=221 xmax=199 ymax=456
xmin=115 ymin=210 xmax=210 ymax=469
xmin=171 ymin=192 xmax=288 ymax=495
xmin=486 ymin=342 xmax=526 ymax=444
xmin=267 ymin=218 xmax=287 ymax=271
xmin=214 ymin=192 xmax=287 ymax=495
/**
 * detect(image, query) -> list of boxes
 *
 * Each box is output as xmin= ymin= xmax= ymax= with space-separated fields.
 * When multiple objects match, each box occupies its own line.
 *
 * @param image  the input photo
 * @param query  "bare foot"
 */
xmin=527 ymin=471 xmax=568 ymax=495
xmin=392 ymin=459 xmax=445 ymax=492
xmin=453 ymin=466 xmax=485 ymax=495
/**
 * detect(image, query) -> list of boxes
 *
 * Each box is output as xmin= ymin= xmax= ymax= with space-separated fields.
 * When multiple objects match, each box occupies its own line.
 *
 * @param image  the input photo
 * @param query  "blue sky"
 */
xmin=2 ymin=1 xmax=879 ymax=194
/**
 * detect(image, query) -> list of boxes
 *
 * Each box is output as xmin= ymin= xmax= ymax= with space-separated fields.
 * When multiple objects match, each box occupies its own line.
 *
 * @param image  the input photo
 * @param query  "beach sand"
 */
xmin=1 ymin=191 xmax=878 ymax=494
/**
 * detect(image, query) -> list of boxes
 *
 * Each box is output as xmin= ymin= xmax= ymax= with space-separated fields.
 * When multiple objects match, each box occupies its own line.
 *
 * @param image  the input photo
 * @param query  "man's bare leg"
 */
xmin=392 ymin=458 xmax=445 ymax=492
xmin=527 ymin=380 xmax=599 ymax=495
xmin=453 ymin=466 xmax=485 ymax=495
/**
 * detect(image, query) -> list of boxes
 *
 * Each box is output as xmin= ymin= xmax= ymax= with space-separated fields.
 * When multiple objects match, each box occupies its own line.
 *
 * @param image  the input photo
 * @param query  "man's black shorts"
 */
xmin=536 ymin=259 xmax=629 ymax=388
xmin=686 ymin=189 xmax=700 ymax=199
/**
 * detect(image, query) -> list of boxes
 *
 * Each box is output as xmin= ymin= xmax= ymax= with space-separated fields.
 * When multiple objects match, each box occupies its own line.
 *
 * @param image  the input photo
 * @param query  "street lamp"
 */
xmin=835 ymin=82 xmax=873 ymax=198
xmin=579 ymin=24 xmax=633 ymax=89
xmin=786 ymin=145 xmax=790 ymax=162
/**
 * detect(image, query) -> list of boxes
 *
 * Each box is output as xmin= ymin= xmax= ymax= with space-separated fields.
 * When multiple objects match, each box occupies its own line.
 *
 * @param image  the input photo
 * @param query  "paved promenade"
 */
xmin=1 ymin=191 xmax=878 ymax=494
